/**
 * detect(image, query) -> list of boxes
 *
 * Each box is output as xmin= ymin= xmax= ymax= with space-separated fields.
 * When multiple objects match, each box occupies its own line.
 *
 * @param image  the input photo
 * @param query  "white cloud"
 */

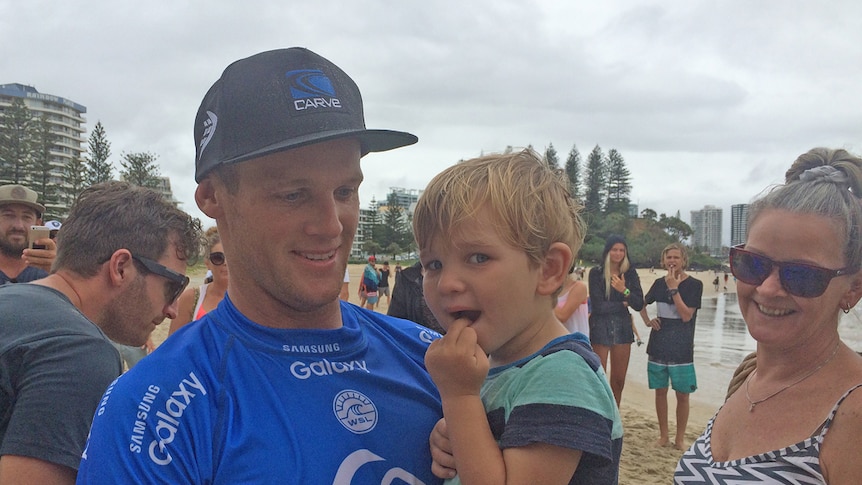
xmin=2 ymin=0 xmax=860 ymax=242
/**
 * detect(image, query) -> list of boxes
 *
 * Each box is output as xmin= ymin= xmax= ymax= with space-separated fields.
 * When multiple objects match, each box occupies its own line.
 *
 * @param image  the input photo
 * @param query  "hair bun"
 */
xmin=798 ymin=165 xmax=849 ymax=185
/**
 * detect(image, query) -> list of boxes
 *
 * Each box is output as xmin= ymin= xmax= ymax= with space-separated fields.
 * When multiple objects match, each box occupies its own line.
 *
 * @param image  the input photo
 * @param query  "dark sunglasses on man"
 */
xmin=131 ymin=254 xmax=190 ymax=303
xmin=209 ymin=251 xmax=226 ymax=266
xmin=729 ymin=245 xmax=857 ymax=298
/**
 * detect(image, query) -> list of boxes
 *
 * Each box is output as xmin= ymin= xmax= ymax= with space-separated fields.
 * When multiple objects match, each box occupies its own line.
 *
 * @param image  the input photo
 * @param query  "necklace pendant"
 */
xmin=749 ymin=402 xmax=755 ymax=412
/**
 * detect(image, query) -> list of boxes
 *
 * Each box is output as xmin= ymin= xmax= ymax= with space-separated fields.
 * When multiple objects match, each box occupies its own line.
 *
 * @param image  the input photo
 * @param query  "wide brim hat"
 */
xmin=194 ymin=47 xmax=418 ymax=182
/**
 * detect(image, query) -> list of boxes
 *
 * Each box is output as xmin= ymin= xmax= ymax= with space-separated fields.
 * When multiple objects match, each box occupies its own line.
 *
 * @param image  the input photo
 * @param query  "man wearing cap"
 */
xmin=0 ymin=182 xmax=201 ymax=485
xmin=78 ymin=48 xmax=443 ymax=484
xmin=0 ymin=184 xmax=57 ymax=284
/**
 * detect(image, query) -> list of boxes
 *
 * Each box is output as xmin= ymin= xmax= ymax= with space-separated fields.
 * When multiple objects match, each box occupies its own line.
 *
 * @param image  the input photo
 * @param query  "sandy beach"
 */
xmin=150 ymin=265 xmax=735 ymax=484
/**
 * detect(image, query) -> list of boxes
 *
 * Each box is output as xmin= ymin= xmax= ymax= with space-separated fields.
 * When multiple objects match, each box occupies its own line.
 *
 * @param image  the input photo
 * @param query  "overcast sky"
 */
xmin=2 ymin=0 xmax=860 ymax=244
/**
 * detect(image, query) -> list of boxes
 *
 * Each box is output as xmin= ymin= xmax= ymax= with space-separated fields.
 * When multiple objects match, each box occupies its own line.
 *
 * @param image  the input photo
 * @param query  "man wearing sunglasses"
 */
xmin=0 ymin=181 xmax=201 ymax=485
xmin=79 ymin=48 xmax=443 ymax=484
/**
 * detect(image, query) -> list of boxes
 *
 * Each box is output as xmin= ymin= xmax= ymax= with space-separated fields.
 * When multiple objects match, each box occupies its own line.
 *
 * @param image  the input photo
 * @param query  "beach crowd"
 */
xmin=2 ymin=47 xmax=861 ymax=485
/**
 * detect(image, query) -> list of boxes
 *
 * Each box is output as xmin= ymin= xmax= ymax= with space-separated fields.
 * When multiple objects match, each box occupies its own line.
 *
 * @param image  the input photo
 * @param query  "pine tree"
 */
xmin=119 ymin=151 xmax=161 ymax=189
xmin=85 ymin=121 xmax=113 ymax=185
xmin=604 ymin=149 xmax=632 ymax=215
xmin=564 ymin=144 xmax=582 ymax=199
xmin=0 ymin=98 xmax=33 ymax=184
xmin=583 ymin=145 xmax=606 ymax=215
xmin=62 ymin=156 xmax=88 ymax=213
xmin=30 ymin=114 xmax=62 ymax=215
xmin=544 ymin=143 xmax=559 ymax=170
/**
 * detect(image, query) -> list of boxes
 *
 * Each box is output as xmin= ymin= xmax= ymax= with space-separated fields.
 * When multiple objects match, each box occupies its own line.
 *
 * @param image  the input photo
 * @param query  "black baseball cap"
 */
xmin=194 ymin=47 xmax=418 ymax=182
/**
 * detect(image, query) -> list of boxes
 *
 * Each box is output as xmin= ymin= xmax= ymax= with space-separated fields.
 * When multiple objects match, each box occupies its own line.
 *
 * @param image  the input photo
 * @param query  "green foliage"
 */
xmin=0 ymin=98 xmax=33 ymax=183
xmin=363 ymin=240 xmax=382 ymax=258
xmin=119 ymin=151 xmax=161 ymax=188
xmin=62 ymin=156 xmax=88 ymax=212
xmin=564 ymin=144 xmax=581 ymax=200
xmin=583 ymin=145 xmax=606 ymax=215
xmin=85 ymin=121 xmax=113 ymax=184
xmin=385 ymin=242 xmax=401 ymax=260
xmin=543 ymin=143 xmax=559 ymax=169
xmin=604 ymin=149 xmax=631 ymax=215
xmin=658 ymin=213 xmax=693 ymax=241
xmin=369 ymin=192 xmax=415 ymax=259
xmin=30 ymin=115 xmax=62 ymax=216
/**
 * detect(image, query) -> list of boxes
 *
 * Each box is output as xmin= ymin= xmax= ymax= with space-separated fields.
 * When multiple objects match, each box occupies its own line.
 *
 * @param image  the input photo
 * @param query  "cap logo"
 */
xmin=198 ymin=111 xmax=218 ymax=160
xmin=286 ymin=69 xmax=342 ymax=111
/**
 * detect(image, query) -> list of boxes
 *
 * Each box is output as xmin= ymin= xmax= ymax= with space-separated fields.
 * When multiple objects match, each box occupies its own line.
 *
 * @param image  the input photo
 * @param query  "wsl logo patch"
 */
xmin=285 ymin=69 xmax=342 ymax=111
xmin=333 ymin=389 xmax=378 ymax=434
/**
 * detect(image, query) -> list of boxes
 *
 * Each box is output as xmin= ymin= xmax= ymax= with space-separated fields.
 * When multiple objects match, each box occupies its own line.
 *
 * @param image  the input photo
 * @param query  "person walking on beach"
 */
xmin=639 ymin=242 xmax=703 ymax=451
xmin=363 ymin=255 xmax=380 ymax=310
xmin=675 ymin=148 xmax=862 ymax=483
xmin=417 ymin=149 xmax=622 ymax=484
xmin=0 ymin=182 xmax=201 ymax=485
xmin=77 ymin=47 xmax=443 ymax=484
xmin=377 ymin=260 xmax=391 ymax=308
xmin=589 ymin=235 xmax=644 ymax=406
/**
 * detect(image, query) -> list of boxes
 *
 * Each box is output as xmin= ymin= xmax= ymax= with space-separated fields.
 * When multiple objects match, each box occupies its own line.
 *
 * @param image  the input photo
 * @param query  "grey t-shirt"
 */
xmin=0 ymin=283 xmax=122 ymax=471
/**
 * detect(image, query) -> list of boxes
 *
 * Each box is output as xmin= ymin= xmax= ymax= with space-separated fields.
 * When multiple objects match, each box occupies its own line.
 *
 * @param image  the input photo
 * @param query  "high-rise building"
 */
xmin=353 ymin=187 xmax=424 ymax=260
xmin=0 ymin=83 xmax=87 ymax=215
xmin=691 ymin=205 xmax=723 ymax=257
xmin=385 ymin=187 xmax=422 ymax=210
xmin=731 ymin=204 xmax=749 ymax=247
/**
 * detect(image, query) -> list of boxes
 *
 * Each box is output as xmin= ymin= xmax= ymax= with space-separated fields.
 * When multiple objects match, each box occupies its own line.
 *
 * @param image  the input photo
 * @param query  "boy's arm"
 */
xmin=426 ymin=321 xmax=583 ymax=484
xmin=425 ymin=320 xmax=506 ymax=484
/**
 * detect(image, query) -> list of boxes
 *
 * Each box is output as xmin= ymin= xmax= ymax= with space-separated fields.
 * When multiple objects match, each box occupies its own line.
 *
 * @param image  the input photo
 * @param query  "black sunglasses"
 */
xmin=208 ymin=251 xmax=226 ymax=266
xmin=729 ymin=245 xmax=857 ymax=298
xmin=131 ymin=254 xmax=190 ymax=303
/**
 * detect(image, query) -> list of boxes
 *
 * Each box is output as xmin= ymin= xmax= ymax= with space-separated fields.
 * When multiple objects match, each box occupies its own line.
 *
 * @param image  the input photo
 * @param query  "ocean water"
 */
xmin=626 ymin=293 xmax=862 ymax=411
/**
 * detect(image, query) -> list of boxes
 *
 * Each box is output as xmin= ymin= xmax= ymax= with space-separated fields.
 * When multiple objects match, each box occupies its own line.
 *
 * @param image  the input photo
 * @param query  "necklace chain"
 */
xmin=745 ymin=342 xmax=840 ymax=412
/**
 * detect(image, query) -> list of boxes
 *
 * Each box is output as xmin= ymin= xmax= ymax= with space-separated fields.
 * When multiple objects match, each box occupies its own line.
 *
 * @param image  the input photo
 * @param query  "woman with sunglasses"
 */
xmin=169 ymin=227 xmax=228 ymax=336
xmin=675 ymin=148 xmax=862 ymax=484
xmin=639 ymin=242 xmax=703 ymax=450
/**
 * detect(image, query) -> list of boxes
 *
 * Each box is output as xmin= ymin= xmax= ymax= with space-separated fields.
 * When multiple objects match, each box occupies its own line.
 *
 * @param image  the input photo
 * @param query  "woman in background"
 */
xmin=169 ymin=227 xmax=228 ymax=335
xmin=675 ymin=148 xmax=862 ymax=483
xmin=589 ymin=235 xmax=644 ymax=406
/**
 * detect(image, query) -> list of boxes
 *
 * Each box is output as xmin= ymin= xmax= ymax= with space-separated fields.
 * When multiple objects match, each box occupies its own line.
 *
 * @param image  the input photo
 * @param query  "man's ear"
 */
xmin=195 ymin=178 xmax=226 ymax=219
xmin=537 ymin=242 xmax=573 ymax=296
xmin=106 ymin=249 xmax=136 ymax=288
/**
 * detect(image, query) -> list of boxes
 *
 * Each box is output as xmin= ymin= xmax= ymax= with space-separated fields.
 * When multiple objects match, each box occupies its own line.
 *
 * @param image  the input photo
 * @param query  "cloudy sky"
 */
xmin=2 ymin=0 xmax=860 ymax=243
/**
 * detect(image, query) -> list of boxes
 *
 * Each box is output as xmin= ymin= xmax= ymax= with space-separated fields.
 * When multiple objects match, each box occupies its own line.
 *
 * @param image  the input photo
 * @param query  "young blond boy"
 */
xmin=414 ymin=149 xmax=623 ymax=484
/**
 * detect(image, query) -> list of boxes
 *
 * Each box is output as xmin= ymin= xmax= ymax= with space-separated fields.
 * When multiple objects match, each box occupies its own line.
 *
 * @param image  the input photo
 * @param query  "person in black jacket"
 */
xmin=388 ymin=261 xmax=444 ymax=335
xmin=588 ymin=235 xmax=644 ymax=406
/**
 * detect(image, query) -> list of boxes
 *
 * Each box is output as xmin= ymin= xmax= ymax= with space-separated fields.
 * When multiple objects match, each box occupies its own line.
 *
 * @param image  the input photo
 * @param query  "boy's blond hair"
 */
xmin=413 ymin=149 xmax=585 ymax=267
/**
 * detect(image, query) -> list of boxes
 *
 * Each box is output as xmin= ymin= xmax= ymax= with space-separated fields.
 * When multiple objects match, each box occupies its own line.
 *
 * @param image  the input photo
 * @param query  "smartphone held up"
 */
xmin=28 ymin=225 xmax=50 ymax=250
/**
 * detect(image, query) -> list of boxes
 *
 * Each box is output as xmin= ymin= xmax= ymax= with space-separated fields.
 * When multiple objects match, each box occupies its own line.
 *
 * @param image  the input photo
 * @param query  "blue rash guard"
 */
xmin=77 ymin=297 xmax=443 ymax=484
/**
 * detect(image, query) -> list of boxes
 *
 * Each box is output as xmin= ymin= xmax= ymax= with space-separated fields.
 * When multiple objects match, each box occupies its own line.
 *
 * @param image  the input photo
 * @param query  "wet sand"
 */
xmin=150 ymin=266 xmax=733 ymax=484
